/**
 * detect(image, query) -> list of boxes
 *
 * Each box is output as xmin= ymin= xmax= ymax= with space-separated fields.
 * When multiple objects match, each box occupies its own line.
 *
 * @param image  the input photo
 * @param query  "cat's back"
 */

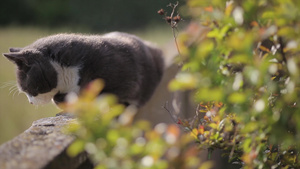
xmin=29 ymin=32 xmax=140 ymax=47
xmin=28 ymin=33 xmax=99 ymax=49
xmin=27 ymin=32 xmax=164 ymax=69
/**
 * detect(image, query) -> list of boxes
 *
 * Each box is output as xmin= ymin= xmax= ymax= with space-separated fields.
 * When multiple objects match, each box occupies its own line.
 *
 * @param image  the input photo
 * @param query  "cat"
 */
xmin=3 ymin=32 xmax=164 ymax=107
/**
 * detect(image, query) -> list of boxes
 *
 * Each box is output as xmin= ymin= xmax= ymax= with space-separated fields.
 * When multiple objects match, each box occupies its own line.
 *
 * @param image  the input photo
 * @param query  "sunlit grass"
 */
xmin=0 ymin=25 xmax=172 ymax=144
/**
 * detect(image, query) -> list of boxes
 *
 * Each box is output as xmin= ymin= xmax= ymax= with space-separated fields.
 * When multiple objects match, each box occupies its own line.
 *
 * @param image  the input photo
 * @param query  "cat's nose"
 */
xmin=26 ymin=94 xmax=34 ymax=104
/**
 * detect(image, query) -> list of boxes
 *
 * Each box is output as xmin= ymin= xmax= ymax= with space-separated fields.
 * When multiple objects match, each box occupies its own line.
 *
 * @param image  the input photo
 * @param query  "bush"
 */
xmin=65 ymin=80 xmax=211 ymax=169
xmin=170 ymin=0 xmax=300 ymax=168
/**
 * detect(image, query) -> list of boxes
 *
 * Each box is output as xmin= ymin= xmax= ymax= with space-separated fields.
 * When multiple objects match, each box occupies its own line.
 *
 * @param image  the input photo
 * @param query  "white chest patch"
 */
xmin=50 ymin=61 xmax=81 ymax=95
xmin=27 ymin=62 xmax=81 ymax=105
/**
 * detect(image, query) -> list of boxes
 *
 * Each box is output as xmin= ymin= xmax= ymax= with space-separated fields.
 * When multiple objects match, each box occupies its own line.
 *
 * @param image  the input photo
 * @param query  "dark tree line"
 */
xmin=0 ymin=0 xmax=183 ymax=31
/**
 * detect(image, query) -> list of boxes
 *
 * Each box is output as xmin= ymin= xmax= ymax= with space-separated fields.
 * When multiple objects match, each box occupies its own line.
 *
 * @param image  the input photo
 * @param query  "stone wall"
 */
xmin=0 ymin=115 xmax=93 ymax=169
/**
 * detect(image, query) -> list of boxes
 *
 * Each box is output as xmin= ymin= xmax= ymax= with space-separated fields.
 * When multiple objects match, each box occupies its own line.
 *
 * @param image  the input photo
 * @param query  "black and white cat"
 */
xmin=3 ymin=32 xmax=164 ymax=107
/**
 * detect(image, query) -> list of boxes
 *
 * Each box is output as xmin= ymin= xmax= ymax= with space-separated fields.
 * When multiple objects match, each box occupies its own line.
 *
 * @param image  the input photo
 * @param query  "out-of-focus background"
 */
xmin=0 ymin=0 xmax=183 ymax=144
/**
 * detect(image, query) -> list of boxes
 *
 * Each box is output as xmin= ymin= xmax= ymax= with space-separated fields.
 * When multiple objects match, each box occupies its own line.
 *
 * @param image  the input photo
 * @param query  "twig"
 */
xmin=162 ymin=2 xmax=182 ymax=61
xmin=163 ymin=101 xmax=178 ymax=124
xmin=167 ymin=2 xmax=179 ymax=28
xmin=172 ymin=28 xmax=182 ymax=58
xmin=229 ymin=126 xmax=238 ymax=160
xmin=278 ymin=37 xmax=286 ymax=63
xmin=168 ymin=2 xmax=182 ymax=58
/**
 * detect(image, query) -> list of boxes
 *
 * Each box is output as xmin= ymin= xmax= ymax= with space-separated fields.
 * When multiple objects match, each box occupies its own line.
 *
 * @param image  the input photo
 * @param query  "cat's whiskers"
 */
xmin=0 ymin=81 xmax=21 ymax=98
xmin=9 ymin=87 xmax=16 ymax=96
xmin=9 ymin=84 xmax=17 ymax=92
xmin=12 ymin=87 xmax=21 ymax=98
xmin=0 ymin=81 xmax=16 ymax=89
xmin=8 ymin=84 xmax=20 ymax=98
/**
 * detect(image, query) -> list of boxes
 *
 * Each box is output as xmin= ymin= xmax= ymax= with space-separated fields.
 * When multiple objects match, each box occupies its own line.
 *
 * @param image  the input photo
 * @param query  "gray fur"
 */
xmin=3 ymin=32 xmax=164 ymax=106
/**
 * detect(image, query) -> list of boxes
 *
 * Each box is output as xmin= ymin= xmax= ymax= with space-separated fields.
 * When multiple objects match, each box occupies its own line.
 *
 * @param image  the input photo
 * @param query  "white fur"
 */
xmin=26 ymin=89 xmax=58 ymax=105
xmin=27 ymin=61 xmax=81 ymax=105
xmin=50 ymin=61 xmax=81 ymax=95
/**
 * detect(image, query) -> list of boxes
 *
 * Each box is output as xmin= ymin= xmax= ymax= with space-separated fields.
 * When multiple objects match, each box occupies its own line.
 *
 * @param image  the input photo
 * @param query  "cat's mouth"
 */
xmin=26 ymin=93 xmax=54 ymax=105
xmin=25 ymin=89 xmax=59 ymax=105
xmin=25 ymin=90 xmax=78 ymax=106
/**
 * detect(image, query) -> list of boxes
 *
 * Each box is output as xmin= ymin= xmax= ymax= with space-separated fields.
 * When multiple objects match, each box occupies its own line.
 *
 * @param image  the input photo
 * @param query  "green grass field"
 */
xmin=0 ymin=25 xmax=172 ymax=144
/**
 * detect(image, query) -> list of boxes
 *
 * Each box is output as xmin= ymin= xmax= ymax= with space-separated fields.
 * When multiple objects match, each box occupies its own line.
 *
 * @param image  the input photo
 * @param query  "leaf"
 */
xmin=167 ymin=124 xmax=180 ymax=140
xmin=198 ymin=161 xmax=214 ymax=169
xmin=196 ymin=40 xmax=214 ymax=59
xmin=107 ymin=129 xmax=119 ymax=143
xmin=195 ymin=87 xmax=223 ymax=101
xmin=242 ymin=138 xmax=252 ymax=153
xmin=206 ymin=29 xmax=219 ymax=38
xmin=226 ymin=30 xmax=255 ymax=53
xmin=130 ymin=143 xmax=144 ymax=155
xmin=228 ymin=92 xmax=246 ymax=103
xmin=278 ymin=27 xmax=296 ymax=38
xmin=66 ymin=120 xmax=80 ymax=133
xmin=205 ymin=6 xmax=214 ymax=12
xmin=225 ymin=2 xmax=233 ymax=16
xmin=209 ymin=123 xmax=218 ymax=130
xmin=188 ymin=0 xmax=210 ymax=7
xmin=169 ymin=73 xmax=198 ymax=91
xmin=190 ymin=128 xmax=199 ymax=139
xmin=67 ymin=139 xmax=85 ymax=157
xmin=198 ymin=125 xmax=205 ymax=134
xmin=241 ymin=122 xmax=259 ymax=133
xmin=82 ymin=79 xmax=105 ymax=100
xmin=262 ymin=11 xmax=276 ymax=19
xmin=228 ymin=54 xmax=251 ymax=64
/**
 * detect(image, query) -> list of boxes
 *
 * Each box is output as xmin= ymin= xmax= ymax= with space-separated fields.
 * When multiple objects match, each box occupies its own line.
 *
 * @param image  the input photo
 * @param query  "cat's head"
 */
xmin=3 ymin=48 xmax=59 ymax=105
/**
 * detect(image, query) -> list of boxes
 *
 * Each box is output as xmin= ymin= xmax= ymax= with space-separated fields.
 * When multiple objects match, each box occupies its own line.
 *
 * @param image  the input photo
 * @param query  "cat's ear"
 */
xmin=9 ymin=48 xmax=23 ymax=52
xmin=3 ymin=52 xmax=29 ymax=65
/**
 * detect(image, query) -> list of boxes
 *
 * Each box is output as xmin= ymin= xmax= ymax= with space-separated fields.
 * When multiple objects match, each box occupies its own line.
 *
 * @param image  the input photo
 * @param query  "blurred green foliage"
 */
xmin=169 ymin=0 xmax=300 ymax=168
xmin=65 ymin=80 xmax=213 ymax=169
xmin=0 ymin=0 xmax=184 ymax=31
